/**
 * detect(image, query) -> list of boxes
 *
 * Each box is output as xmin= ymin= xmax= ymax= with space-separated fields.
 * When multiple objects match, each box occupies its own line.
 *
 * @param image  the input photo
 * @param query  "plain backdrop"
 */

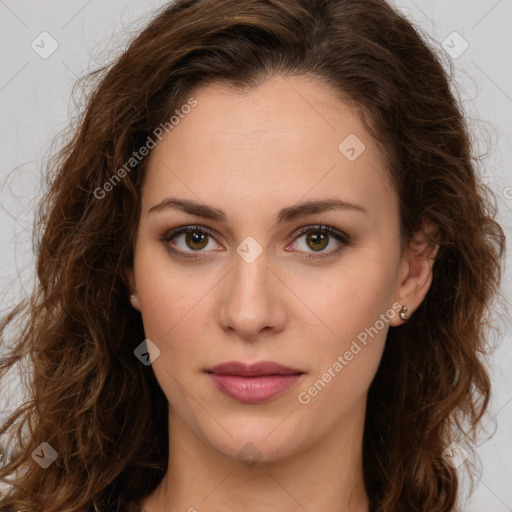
xmin=1 ymin=1 xmax=511 ymax=510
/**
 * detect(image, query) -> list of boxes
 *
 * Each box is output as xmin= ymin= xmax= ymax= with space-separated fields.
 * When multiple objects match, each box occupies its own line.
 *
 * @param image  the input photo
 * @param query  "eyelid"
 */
xmin=292 ymin=224 xmax=349 ymax=243
xmin=162 ymin=224 xmax=216 ymax=240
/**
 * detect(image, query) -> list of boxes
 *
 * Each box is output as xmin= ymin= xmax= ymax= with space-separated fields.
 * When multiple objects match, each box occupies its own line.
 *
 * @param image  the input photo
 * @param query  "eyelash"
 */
xmin=161 ymin=224 xmax=350 ymax=261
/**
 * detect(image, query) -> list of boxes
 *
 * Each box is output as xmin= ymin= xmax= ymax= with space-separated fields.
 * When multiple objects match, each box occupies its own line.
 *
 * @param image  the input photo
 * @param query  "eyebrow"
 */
xmin=148 ymin=196 xmax=367 ymax=223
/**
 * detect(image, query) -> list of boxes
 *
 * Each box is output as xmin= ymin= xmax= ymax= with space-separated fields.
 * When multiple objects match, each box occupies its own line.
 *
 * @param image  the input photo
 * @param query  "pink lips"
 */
xmin=205 ymin=361 xmax=304 ymax=404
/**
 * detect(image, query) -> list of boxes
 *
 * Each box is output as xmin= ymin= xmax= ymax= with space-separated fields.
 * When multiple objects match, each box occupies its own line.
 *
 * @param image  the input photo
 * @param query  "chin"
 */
xmin=199 ymin=416 xmax=313 ymax=465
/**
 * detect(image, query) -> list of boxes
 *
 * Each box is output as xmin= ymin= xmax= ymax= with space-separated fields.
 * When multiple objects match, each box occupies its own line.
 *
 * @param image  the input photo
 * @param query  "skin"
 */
xmin=125 ymin=74 xmax=438 ymax=512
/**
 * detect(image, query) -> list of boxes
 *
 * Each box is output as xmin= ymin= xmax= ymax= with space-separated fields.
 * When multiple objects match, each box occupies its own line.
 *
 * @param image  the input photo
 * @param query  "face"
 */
xmin=126 ymin=74 xmax=428 ymax=464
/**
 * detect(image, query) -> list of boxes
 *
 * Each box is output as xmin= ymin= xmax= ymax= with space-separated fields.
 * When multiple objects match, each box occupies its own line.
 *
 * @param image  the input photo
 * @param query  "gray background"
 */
xmin=0 ymin=1 xmax=511 ymax=509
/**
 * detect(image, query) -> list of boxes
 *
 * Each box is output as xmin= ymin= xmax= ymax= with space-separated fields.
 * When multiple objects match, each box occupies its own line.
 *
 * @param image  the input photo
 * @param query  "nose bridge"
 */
xmin=232 ymin=245 xmax=269 ymax=295
xmin=218 ymin=242 xmax=285 ymax=338
xmin=230 ymin=243 xmax=272 ymax=311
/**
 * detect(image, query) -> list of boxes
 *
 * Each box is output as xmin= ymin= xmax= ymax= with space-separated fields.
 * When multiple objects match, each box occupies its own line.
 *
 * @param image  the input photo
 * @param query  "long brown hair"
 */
xmin=0 ymin=0 xmax=505 ymax=510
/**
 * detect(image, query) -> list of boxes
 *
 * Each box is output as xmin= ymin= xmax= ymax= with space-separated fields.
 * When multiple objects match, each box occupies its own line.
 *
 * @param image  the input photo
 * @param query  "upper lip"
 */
xmin=205 ymin=361 xmax=304 ymax=377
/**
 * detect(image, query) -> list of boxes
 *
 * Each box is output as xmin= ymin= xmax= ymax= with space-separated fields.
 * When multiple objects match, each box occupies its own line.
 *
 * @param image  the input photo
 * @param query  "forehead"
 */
xmin=142 ymin=75 xmax=396 ymax=226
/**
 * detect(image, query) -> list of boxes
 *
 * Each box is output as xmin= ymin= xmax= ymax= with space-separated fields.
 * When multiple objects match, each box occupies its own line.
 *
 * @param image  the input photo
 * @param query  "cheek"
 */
xmin=294 ymin=302 xmax=389 ymax=418
xmin=133 ymin=245 xmax=209 ymax=361
xmin=295 ymin=252 xmax=397 ymax=342
xmin=291 ymin=252 xmax=397 ymax=398
xmin=133 ymin=249 xmax=213 ymax=413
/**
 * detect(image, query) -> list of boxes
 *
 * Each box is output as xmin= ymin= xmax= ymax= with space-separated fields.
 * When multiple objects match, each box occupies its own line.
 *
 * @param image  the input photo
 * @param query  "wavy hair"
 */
xmin=0 ymin=0 xmax=505 ymax=510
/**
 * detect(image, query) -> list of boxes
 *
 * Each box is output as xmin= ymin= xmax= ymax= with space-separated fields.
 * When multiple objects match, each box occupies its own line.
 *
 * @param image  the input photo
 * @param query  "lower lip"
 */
xmin=207 ymin=373 xmax=303 ymax=404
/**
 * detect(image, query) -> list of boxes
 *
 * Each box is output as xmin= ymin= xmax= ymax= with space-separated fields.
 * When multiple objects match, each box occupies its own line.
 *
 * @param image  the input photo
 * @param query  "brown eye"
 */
xmin=305 ymin=231 xmax=329 ymax=251
xmin=289 ymin=225 xmax=350 ymax=259
xmin=162 ymin=225 xmax=221 ymax=260
xmin=185 ymin=231 xmax=209 ymax=250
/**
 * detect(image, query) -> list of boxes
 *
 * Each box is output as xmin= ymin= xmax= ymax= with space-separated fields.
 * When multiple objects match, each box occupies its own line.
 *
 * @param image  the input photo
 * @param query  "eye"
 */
xmin=287 ymin=224 xmax=349 ymax=258
xmin=162 ymin=225 xmax=222 ymax=260
xmin=161 ymin=224 xmax=350 ymax=261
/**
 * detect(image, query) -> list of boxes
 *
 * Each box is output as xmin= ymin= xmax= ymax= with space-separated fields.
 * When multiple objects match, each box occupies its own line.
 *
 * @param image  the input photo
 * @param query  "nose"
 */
xmin=217 ymin=248 xmax=287 ymax=341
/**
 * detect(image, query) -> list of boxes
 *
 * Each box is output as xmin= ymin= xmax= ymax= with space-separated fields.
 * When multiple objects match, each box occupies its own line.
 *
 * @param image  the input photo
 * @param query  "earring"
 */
xmin=129 ymin=294 xmax=135 ymax=304
xmin=399 ymin=305 xmax=409 ymax=321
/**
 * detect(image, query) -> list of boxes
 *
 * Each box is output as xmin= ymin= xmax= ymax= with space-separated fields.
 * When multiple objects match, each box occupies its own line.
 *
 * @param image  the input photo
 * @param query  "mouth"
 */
xmin=204 ymin=361 xmax=304 ymax=404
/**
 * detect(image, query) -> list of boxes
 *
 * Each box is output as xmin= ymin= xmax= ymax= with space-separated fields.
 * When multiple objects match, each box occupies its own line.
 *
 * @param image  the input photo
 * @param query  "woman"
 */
xmin=0 ymin=0 xmax=505 ymax=511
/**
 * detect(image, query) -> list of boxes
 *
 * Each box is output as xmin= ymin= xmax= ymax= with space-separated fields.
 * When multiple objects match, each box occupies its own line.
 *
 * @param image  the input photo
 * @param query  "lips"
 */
xmin=205 ymin=360 xmax=303 ymax=377
xmin=205 ymin=361 xmax=304 ymax=404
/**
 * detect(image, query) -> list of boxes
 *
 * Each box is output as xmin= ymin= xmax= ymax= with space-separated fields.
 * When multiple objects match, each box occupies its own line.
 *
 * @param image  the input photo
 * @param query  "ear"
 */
xmin=389 ymin=221 xmax=440 ymax=326
xmin=123 ymin=264 xmax=141 ymax=312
